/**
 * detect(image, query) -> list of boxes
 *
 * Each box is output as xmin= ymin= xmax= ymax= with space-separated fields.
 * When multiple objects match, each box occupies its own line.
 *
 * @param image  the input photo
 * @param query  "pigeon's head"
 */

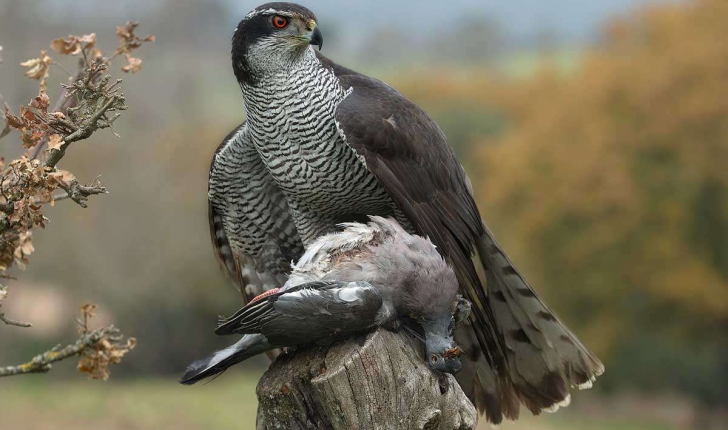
xmin=232 ymin=3 xmax=323 ymax=84
xmin=419 ymin=296 xmax=471 ymax=374
xmin=422 ymin=313 xmax=463 ymax=374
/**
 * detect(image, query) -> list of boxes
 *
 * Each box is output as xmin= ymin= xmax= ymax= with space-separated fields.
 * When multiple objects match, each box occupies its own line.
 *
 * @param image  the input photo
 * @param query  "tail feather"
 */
xmin=470 ymin=226 xmax=604 ymax=418
xmin=455 ymin=325 xmax=520 ymax=424
xmin=180 ymin=334 xmax=273 ymax=385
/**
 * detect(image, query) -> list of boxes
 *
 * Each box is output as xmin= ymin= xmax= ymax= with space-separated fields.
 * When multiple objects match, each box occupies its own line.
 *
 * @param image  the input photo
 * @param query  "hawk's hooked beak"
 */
xmin=309 ymin=26 xmax=323 ymax=51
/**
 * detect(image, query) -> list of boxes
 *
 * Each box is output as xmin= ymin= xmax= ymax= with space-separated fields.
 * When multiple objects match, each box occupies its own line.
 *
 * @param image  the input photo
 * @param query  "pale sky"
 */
xmin=226 ymin=0 xmax=682 ymax=44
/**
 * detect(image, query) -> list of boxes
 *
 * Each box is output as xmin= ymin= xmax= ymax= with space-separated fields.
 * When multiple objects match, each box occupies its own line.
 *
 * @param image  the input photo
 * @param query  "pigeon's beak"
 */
xmin=309 ymin=25 xmax=323 ymax=51
xmin=426 ymin=336 xmax=463 ymax=375
xmin=429 ymin=350 xmax=463 ymax=374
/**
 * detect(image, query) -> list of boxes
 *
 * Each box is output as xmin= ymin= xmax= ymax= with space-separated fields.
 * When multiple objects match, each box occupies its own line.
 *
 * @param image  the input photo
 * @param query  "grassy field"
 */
xmin=1 ymin=369 xmax=684 ymax=430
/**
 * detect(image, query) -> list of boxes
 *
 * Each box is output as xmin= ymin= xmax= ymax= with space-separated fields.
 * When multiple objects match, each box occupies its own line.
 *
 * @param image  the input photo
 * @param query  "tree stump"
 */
xmin=256 ymin=329 xmax=477 ymax=430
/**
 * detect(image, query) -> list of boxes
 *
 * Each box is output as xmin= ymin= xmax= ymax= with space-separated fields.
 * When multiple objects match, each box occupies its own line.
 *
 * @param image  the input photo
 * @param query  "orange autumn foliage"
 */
xmin=473 ymin=0 xmax=728 ymax=360
xmin=390 ymin=4 xmax=728 ymax=399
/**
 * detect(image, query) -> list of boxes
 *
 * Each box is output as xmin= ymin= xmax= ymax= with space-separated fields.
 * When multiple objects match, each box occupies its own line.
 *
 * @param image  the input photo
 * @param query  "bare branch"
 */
xmin=0 ymin=286 xmax=31 ymax=327
xmin=0 ymin=303 xmax=135 ymax=378
xmin=0 ymin=176 xmax=107 ymax=212
xmin=0 ymin=325 xmax=123 ymax=377
xmin=44 ymin=93 xmax=122 ymax=168
xmin=0 ymin=312 xmax=33 ymax=328
xmin=0 ymin=26 xmax=148 ymax=379
xmin=54 ymin=178 xmax=108 ymax=208
xmin=28 ymin=59 xmax=85 ymax=159
xmin=51 ymin=61 xmax=74 ymax=77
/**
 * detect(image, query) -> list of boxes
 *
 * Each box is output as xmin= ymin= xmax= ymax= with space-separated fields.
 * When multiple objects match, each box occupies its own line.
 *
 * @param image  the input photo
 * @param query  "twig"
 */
xmin=0 ymin=28 xmax=144 ymax=382
xmin=54 ymin=178 xmax=108 ymax=208
xmin=0 ymin=312 xmax=33 ymax=328
xmin=0 ymin=180 xmax=107 ymax=212
xmin=0 ymin=325 xmax=117 ymax=377
xmin=29 ymin=59 xmax=85 ymax=159
xmin=44 ymin=95 xmax=121 ymax=169
xmin=0 ymin=94 xmax=10 ymax=141
xmin=51 ymin=61 xmax=74 ymax=78
xmin=0 ymin=286 xmax=29 ymax=327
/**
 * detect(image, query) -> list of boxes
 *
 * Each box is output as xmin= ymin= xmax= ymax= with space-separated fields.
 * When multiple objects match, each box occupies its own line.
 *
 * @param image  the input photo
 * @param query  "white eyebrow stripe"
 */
xmin=245 ymin=9 xmax=297 ymax=19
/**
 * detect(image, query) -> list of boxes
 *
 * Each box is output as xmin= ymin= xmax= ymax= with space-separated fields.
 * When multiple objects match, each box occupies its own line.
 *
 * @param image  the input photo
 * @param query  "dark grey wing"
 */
xmin=327 ymin=58 xmax=603 ymax=423
xmin=208 ymin=122 xmax=304 ymax=302
xmin=216 ymin=280 xmax=385 ymax=346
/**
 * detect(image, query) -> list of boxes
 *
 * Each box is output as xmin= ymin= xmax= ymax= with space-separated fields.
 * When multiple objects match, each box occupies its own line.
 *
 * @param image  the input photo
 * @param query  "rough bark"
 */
xmin=256 ymin=329 xmax=477 ymax=430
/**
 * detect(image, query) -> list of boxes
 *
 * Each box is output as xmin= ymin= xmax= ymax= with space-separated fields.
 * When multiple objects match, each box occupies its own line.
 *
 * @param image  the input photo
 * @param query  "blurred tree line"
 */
xmin=397 ymin=0 xmax=728 ymax=407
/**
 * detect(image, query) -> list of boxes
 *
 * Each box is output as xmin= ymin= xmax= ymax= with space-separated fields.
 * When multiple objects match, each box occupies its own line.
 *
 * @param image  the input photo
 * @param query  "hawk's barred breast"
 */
xmin=241 ymin=48 xmax=400 ymax=243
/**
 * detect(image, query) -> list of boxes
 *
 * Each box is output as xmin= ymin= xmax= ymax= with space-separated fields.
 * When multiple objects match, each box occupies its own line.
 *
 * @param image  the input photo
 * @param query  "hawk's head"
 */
xmin=232 ymin=2 xmax=323 ymax=85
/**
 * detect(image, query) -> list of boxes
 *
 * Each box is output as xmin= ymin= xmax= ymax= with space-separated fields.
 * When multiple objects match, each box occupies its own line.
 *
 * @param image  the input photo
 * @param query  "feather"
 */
xmin=208 ymin=122 xmax=303 ymax=304
xmin=180 ymin=334 xmax=273 ymax=385
xmin=331 ymin=54 xmax=603 ymax=422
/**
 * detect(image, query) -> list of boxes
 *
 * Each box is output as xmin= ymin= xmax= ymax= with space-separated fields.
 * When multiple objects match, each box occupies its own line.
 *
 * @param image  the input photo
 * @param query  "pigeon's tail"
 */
xmin=180 ymin=334 xmax=273 ymax=385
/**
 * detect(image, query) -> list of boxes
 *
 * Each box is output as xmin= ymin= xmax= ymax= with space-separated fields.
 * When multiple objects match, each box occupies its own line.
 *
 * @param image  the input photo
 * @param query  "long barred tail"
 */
xmin=460 ymin=226 xmax=605 ymax=424
xmin=209 ymin=208 xmax=244 ymax=292
xmin=180 ymin=334 xmax=273 ymax=385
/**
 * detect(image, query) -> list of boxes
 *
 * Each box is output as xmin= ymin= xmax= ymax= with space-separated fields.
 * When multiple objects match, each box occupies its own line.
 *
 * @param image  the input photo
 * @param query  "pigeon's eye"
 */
xmin=272 ymin=16 xmax=289 ymax=29
xmin=430 ymin=355 xmax=439 ymax=364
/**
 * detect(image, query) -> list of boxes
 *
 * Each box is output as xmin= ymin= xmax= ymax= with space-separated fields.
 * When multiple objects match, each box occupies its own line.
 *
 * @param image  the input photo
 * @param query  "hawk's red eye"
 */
xmin=272 ymin=16 xmax=289 ymax=29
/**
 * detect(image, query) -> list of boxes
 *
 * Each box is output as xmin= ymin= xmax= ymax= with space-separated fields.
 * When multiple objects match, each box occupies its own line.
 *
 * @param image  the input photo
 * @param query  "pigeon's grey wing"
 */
xmin=216 ymin=281 xmax=385 ymax=346
xmin=208 ymin=122 xmax=304 ymax=302
xmin=215 ymin=280 xmax=341 ymax=334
